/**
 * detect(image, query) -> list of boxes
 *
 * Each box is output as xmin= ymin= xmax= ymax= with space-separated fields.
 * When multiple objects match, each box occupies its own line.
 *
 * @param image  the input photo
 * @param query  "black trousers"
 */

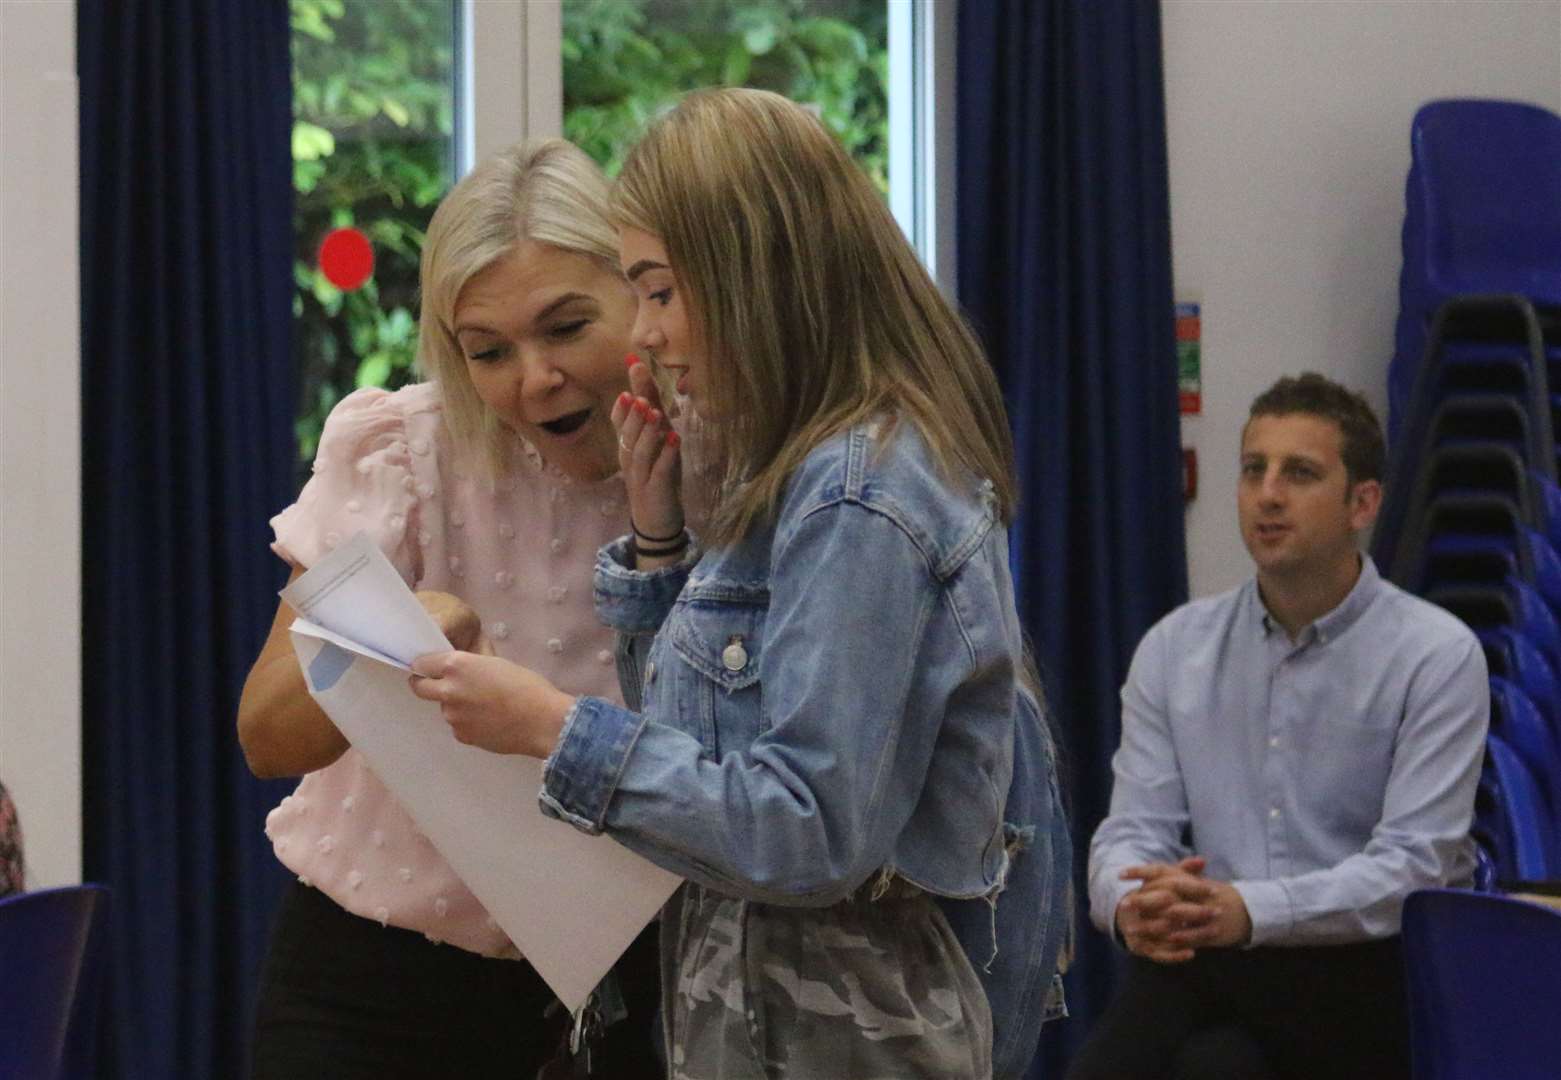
xmin=1066 ymin=938 xmax=1410 ymax=1080
xmin=249 ymin=879 xmax=662 ymax=1079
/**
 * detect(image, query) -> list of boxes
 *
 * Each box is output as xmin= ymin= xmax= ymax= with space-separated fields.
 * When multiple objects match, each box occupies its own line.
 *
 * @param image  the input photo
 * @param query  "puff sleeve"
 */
xmin=271 ymin=387 xmax=424 ymax=586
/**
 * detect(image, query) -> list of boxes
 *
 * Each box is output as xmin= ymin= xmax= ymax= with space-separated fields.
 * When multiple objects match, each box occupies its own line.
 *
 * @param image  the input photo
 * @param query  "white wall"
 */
xmin=1164 ymin=0 xmax=1561 ymax=598
xmin=0 ymin=0 xmax=82 ymax=887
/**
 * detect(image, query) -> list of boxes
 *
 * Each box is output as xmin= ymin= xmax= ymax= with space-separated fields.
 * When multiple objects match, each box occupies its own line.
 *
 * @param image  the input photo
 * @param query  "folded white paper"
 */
xmin=284 ymin=531 xmax=681 ymax=1012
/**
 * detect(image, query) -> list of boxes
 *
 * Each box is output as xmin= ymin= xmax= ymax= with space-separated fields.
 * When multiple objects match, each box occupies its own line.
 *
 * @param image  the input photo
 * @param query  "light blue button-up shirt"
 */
xmin=1088 ymin=557 xmax=1488 ymax=946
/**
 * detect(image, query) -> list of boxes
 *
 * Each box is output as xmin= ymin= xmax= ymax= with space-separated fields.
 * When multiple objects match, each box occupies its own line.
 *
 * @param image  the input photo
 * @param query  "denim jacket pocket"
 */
xmin=665 ymin=583 xmax=770 ymax=758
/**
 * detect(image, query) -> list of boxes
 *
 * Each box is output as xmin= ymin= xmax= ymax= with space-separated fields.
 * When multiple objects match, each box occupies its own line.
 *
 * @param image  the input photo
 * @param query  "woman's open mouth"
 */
xmin=538 ymin=408 xmax=592 ymax=436
xmin=662 ymin=366 xmax=689 ymax=396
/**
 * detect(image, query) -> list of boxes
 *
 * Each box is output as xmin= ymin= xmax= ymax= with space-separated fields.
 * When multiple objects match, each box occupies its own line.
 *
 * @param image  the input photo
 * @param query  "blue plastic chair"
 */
xmin=1426 ymin=577 xmax=1561 ymax=679
xmin=1483 ymin=627 xmax=1561 ymax=722
xmin=1476 ymin=733 xmax=1555 ymax=882
xmin=0 ymin=884 xmax=111 ymax=1080
xmin=1389 ymin=293 xmax=1556 ymax=460
xmin=1489 ymin=677 xmax=1561 ymax=806
xmin=1376 ymin=393 xmax=1558 ymax=577
xmin=1392 ymin=99 xmax=1561 ymax=411
xmin=1402 ymin=888 xmax=1561 ymax=1080
xmin=1417 ymin=527 xmax=1561 ymax=618
xmin=1401 ymin=100 xmax=1561 ymax=320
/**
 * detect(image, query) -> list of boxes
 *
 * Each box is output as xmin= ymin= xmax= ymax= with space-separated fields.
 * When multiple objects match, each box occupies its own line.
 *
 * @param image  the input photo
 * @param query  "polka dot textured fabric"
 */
xmin=265 ymin=383 xmax=631 ymax=957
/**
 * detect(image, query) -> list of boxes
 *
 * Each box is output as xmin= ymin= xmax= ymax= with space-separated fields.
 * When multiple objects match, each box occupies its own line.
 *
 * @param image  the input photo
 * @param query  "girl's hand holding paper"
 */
xmin=409 ymin=651 xmax=574 ymax=759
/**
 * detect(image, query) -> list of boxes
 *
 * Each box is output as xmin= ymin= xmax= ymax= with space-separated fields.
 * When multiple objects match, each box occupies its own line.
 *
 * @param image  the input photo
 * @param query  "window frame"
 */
xmin=462 ymin=0 xmax=562 ymax=171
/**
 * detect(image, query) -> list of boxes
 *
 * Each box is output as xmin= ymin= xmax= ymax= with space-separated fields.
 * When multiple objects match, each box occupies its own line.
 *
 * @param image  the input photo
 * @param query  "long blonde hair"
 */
xmin=418 ymin=138 xmax=619 ymax=474
xmin=612 ymin=88 xmax=1018 ymax=543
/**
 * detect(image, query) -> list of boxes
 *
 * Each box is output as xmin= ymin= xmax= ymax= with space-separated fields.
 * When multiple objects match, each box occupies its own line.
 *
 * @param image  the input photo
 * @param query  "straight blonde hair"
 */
xmin=611 ymin=88 xmax=1018 ymax=543
xmin=418 ymin=138 xmax=619 ymax=475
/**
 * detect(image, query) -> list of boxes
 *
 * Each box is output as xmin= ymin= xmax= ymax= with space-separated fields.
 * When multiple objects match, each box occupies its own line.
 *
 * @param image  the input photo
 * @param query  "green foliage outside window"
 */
xmin=290 ymin=0 xmax=886 ymax=469
xmin=563 ymin=0 xmax=888 ymax=190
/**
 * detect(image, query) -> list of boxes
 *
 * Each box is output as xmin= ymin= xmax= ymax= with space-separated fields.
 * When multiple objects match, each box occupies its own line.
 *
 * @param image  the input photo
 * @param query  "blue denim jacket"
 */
xmin=540 ymin=420 xmax=1068 ymax=1077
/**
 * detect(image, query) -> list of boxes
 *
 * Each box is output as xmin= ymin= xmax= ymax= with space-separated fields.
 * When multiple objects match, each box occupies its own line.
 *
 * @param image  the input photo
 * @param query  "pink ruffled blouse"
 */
xmin=264 ymin=382 xmax=629 ymax=957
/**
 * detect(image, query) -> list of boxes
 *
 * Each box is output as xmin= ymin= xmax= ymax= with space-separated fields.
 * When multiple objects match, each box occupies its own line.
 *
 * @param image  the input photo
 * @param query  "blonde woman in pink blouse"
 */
xmin=237 ymin=139 xmax=659 ymax=1080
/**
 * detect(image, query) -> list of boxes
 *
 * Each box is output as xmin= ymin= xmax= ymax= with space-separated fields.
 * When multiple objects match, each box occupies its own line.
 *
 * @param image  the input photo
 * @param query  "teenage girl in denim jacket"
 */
xmin=410 ymin=88 xmax=1070 ymax=1079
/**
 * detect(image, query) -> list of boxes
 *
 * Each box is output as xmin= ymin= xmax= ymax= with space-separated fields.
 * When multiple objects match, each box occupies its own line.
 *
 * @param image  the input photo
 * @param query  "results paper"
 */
xmin=283 ymin=531 xmax=681 ymax=1012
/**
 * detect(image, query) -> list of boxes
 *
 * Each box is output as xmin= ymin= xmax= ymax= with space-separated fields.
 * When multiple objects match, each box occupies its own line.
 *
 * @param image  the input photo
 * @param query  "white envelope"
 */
xmin=285 ymin=531 xmax=681 ymax=1012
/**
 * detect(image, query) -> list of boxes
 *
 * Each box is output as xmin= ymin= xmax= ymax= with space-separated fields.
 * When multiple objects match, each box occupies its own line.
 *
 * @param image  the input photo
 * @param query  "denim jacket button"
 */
xmin=722 ymin=636 xmax=749 ymax=673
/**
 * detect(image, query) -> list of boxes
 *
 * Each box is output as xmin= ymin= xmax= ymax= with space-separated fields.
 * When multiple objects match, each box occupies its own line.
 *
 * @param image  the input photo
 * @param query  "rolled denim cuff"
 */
xmin=1233 ymin=879 xmax=1294 ymax=946
xmin=593 ymin=532 xmax=701 ymax=633
xmin=539 ymin=695 xmax=646 ymax=835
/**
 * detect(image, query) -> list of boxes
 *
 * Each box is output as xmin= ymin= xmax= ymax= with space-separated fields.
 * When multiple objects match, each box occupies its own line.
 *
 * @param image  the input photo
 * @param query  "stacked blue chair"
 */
xmin=1386 ymin=98 xmax=1561 ymax=445
xmin=1375 ymin=99 xmax=1561 ymax=885
xmin=0 ymin=884 xmax=111 ymax=1080
xmin=1401 ymin=888 xmax=1561 ymax=1080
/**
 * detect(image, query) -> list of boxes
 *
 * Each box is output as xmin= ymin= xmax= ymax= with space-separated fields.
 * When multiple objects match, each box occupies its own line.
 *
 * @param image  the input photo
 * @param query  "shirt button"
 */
xmin=1269 ymin=807 xmax=1281 ymax=819
xmin=597 ymin=649 xmax=614 ymax=665
xmin=548 ymin=585 xmax=567 ymax=603
xmin=549 ymin=537 xmax=565 ymax=554
xmin=547 ymin=637 xmax=564 ymax=654
xmin=1269 ymin=737 xmax=1280 ymax=749
xmin=493 ymin=622 xmax=510 ymax=640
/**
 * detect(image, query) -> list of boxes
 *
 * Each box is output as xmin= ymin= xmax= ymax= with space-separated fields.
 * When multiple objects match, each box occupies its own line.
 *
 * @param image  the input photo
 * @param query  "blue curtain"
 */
xmin=957 ymin=1 xmax=1188 ymax=1074
xmin=78 ymin=1 xmax=296 ymax=1076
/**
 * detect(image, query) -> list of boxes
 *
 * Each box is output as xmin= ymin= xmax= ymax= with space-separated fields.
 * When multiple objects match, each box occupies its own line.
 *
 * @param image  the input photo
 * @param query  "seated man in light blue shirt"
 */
xmin=1067 ymin=373 xmax=1488 ymax=1080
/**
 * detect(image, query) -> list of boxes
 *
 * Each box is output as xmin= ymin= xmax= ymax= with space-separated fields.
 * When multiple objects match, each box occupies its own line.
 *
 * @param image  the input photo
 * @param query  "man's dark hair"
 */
xmin=1247 ymin=372 xmax=1385 ymax=486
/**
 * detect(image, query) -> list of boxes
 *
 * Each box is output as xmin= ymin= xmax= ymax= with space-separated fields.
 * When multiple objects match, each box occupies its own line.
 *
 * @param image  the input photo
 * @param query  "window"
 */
xmin=290 ymin=0 xmax=952 ymax=466
xmin=290 ymin=0 xmax=460 ymax=465
xmin=550 ymin=0 xmax=954 ymax=287
xmin=561 ymin=0 xmax=889 ymax=196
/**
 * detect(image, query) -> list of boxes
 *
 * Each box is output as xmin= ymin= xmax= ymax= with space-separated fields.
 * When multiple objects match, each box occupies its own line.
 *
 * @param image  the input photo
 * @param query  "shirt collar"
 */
xmin=1250 ymin=555 xmax=1381 ymax=644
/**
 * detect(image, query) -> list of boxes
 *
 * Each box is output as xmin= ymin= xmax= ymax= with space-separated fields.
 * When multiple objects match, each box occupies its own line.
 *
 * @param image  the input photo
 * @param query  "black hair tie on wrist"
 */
xmin=631 ymin=518 xmax=685 ymax=544
xmin=630 ymin=533 xmax=690 ymax=559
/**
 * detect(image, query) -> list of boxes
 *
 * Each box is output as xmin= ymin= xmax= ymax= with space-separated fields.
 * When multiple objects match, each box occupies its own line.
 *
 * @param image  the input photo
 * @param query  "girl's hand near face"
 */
xmin=613 ymin=355 xmax=685 ymax=563
xmin=408 ymin=652 xmax=574 ymax=759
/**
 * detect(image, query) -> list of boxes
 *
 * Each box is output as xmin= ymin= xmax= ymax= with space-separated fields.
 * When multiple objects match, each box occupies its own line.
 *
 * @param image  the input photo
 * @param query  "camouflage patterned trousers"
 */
xmin=663 ymin=880 xmax=994 ymax=1079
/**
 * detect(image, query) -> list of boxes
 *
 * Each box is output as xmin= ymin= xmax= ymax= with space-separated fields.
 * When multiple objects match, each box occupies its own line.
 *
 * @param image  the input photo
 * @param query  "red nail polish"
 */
xmin=625 ymin=353 xmax=640 ymax=368
xmin=618 ymin=391 xmax=631 ymax=407
xmin=649 ymin=409 xmax=662 ymax=425
xmin=667 ymin=430 xmax=681 ymax=449
xmin=633 ymin=399 xmax=649 ymax=416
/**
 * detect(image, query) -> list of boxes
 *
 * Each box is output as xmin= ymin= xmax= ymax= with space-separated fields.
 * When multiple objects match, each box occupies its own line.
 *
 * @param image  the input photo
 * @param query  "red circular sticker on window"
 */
xmin=318 ymin=227 xmax=374 ymax=291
